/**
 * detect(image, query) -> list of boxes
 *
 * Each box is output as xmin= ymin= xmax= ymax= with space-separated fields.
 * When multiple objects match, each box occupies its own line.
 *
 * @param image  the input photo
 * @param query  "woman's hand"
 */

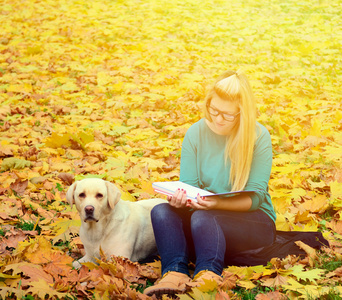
xmin=167 ymin=189 xmax=189 ymax=208
xmin=189 ymin=194 xmax=253 ymax=211
xmin=188 ymin=195 xmax=219 ymax=210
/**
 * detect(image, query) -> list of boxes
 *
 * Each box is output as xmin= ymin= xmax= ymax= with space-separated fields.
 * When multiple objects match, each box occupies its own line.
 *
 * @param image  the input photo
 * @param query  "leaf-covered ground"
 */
xmin=1 ymin=0 xmax=342 ymax=299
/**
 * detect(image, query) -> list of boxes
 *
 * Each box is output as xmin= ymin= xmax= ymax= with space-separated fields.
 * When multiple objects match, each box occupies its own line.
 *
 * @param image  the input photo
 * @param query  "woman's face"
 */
xmin=206 ymin=93 xmax=240 ymax=136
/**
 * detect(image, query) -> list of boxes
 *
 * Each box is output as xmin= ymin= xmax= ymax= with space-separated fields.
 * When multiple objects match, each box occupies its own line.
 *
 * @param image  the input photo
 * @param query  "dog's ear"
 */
xmin=66 ymin=181 xmax=77 ymax=208
xmin=105 ymin=181 xmax=121 ymax=209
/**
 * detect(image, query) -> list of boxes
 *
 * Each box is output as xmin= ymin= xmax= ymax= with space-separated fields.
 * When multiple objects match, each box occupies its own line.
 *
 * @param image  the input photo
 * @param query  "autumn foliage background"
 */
xmin=1 ymin=0 xmax=342 ymax=299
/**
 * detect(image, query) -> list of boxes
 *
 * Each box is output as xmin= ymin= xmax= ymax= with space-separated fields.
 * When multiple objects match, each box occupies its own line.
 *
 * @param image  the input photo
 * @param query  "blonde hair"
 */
xmin=204 ymin=70 xmax=257 ymax=191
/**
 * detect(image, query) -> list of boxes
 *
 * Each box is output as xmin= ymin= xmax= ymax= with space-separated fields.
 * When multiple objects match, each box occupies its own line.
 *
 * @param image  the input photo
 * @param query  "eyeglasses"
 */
xmin=207 ymin=105 xmax=240 ymax=122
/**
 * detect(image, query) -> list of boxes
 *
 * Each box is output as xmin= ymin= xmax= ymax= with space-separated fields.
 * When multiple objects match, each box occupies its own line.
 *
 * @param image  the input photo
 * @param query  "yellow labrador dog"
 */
xmin=66 ymin=178 xmax=167 ymax=268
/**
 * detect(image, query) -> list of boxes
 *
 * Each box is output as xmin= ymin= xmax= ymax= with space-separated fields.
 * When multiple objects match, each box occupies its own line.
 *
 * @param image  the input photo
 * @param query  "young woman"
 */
xmin=144 ymin=70 xmax=276 ymax=297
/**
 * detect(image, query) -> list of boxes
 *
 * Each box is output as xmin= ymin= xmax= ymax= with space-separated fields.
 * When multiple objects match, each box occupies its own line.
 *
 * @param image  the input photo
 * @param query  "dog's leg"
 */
xmin=72 ymin=253 xmax=98 ymax=269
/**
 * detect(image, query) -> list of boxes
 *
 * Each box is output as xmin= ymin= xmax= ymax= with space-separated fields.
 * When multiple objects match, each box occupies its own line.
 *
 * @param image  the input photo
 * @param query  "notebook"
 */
xmin=152 ymin=181 xmax=256 ymax=202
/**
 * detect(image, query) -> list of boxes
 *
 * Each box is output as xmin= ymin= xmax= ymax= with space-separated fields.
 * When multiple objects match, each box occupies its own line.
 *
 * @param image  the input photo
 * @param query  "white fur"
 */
xmin=66 ymin=178 xmax=167 ymax=268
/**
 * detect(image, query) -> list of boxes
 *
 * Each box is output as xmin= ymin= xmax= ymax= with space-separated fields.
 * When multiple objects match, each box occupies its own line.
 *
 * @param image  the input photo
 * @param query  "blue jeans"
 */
xmin=151 ymin=203 xmax=276 ymax=277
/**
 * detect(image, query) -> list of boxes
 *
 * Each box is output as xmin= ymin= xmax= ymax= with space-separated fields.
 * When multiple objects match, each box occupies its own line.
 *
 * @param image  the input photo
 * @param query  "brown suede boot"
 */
xmin=143 ymin=271 xmax=192 ymax=297
xmin=187 ymin=270 xmax=223 ymax=288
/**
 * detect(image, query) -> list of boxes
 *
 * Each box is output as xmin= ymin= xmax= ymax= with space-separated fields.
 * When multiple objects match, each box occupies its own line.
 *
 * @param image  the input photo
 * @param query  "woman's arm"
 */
xmin=179 ymin=127 xmax=200 ymax=188
xmin=188 ymin=124 xmax=272 ymax=212
xmin=189 ymin=194 xmax=252 ymax=211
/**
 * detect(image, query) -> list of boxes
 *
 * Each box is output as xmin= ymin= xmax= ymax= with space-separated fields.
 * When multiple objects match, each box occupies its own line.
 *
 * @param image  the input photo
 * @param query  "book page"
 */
xmin=152 ymin=181 xmax=213 ymax=201
xmin=152 ymin=181 xmax=256 ymax=202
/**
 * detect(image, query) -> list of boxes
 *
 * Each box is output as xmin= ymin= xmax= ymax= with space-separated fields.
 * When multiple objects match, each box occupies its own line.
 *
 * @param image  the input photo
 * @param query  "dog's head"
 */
xmin=66 ymin=178 xmax=121 ymax=222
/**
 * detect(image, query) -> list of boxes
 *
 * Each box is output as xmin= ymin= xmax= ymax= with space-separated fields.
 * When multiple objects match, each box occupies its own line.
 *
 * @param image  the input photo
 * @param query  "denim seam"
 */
xmin=211 ymin=216 xmax=222 ymax=272
xmin=163 ymin=256 xmax=190 ymax=276
xmin=194 ymin=216 xmax=224 ymax=276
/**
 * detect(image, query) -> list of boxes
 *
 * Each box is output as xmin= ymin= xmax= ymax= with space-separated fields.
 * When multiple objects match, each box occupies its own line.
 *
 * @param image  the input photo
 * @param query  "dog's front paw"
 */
xmin=72 ymin=260 xmax=82 ymax=269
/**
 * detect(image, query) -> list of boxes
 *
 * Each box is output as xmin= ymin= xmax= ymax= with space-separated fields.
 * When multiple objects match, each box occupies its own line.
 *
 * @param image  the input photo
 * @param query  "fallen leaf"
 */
xmin=26 ymin=278 xmax=66 ymax=299
xmin=256 ymin=291 xmax=288 ymax=300
xmin=10 ymin=179 xmax=28 ymax=195
xmin=1 ymin=158 xmax=32 ymax=171
xmin=58 ymin=172 xmax=75 ymax=185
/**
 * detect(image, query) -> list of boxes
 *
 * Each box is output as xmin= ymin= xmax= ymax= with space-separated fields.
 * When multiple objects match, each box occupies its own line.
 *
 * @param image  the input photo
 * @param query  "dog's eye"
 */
xmin=96 ymin=193 xmax=103 ymax=199
xmin=79 ymin=193 xmax=86 ymax=198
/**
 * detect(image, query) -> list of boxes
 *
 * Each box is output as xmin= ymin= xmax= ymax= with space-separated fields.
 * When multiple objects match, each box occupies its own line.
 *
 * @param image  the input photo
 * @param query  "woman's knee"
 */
xmin=151 ymin=203 xmax=172 ymax=222
xmin=191 ymin=210 xmax=213 ymax=228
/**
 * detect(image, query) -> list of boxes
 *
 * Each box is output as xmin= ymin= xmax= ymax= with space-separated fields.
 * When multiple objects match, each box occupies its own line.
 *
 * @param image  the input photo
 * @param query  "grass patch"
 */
xmin=133 ymin=279 xmax=154 ymax=294
xmin=315 ymin=252 xmax=342 ymax=272
xmin=15 ymin=220 xmax=42 ymax=235
xmin=232 ymin=285 xmax=284 ymax=300
xmin=307 ymin=289 xmax=342 ymax=300
xmin=0 ymin=227 xmax=6 ymax=236
xmin=54 ymin=240 xmax=73 ymax=252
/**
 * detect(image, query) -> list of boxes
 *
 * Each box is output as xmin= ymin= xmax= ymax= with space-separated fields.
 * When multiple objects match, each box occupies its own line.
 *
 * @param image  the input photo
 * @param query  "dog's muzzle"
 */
xmin=84 ymin=205 xmax=98 ymax=222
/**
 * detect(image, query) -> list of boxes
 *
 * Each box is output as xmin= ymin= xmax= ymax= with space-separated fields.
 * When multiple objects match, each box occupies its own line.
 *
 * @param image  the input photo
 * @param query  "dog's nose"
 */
xmin=85 ymin=205 xmax=94 ymax=215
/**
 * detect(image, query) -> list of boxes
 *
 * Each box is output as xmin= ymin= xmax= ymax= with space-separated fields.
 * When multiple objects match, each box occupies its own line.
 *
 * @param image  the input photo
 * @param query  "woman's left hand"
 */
xmin=188 ymin=194 xmax=219 ymax=210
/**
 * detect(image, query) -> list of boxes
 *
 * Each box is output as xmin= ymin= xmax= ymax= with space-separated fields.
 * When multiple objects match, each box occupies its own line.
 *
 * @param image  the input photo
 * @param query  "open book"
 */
xmin=152 ymin=181 xmax=256 ymax=202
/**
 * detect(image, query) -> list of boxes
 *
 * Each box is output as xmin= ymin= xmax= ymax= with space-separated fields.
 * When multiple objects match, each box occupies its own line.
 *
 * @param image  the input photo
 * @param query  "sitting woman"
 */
xmin=144 ymin=70 xmax=276 ymax=297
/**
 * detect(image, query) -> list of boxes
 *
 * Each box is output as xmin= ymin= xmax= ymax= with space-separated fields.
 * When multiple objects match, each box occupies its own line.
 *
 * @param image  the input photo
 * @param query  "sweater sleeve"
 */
xmin=245 ymin=125 xmax=273 ymax=211
xmin=179 ymin=126 xmax=200 ymax=188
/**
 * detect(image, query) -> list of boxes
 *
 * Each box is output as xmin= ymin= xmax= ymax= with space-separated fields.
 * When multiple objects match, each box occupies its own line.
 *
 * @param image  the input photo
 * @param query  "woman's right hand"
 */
xmin=167 ymin=189 xmax=189 ymax=208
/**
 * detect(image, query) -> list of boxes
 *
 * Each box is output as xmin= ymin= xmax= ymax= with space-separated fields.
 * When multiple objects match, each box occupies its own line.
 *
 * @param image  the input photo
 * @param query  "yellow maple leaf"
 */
xmin=121 ymin=191 xmax=136 ymax=202
xmin=97 ymin=71 xmax=113 ymax=86
xmin=139 ymin=157 xmax=167 ymax=171
xmin=237 ymin=280 xmax=256 ymax=290
xmin=180 ymin=288 xmax=214 ymax=300
xmin=197 ymin=278 xmax=219 ymax=292
xmin=65 ymin=149 xmax=83 ymax=159
xmin=71 ymin=131 xmax=94 ymax=148
xmin=275 ymin=214 xmax=292 ymax=231
xmin=295 ymin=241 xmax=318 ymax=267
xmin=293 ymin=284 xmax=330 ymax=299
xmin=0 ymin=287 xmax=25 ymax=300
xmin=107 ymin=168 xmax=127 ymax=181
xmin=125 ymin=129 xmax=159 ymax=142
xmin=105 ymin=157 xmax=126 ymax=169
xmin=290 ymin=264 xmax=324 ymax=283
xmin=0 ymin=105 xmax=11 ymax=118
xmin=0 ymin=272 xmax=21 ymax=280
xmin=15 ymin=237 xmax=54 ymax=264
xmin=43 ymin=252 xmax=74 ymax=277
xmin=225 ymin=265 xmax=255 ymax=280
xmin=6 ymin=83 xmax=33 ymax=93
xmin=0 ymin=140 xmax=16 ymax=156
xmin=326 ymin=220 xmax=342 ymax=235
xmin=59 ymin=82 xmax=79 ymax=92
xmin=300 ymin=194 xmax=329 ymax=213
xmin=49 ymin=162 xmax=72 ymax=172
xmin=22 ymin=197 xmax=42 ymax=211
xmin=4 ymin=262 xmax=54 ymax=284
xmin=44 ymin=132 xmax=71 ymax=148
xmin=81 ymin=261 xmax=98 ymax=270
xmin=323 ymin=145 xmax=342 ymax=164
xmin=334 ymin=110 xmax=342 ymax=124
xmin=141 ymin=180 xmax=155 ymax=194
xmin=290 ymin=188 xmax=306 ymax=201
xmin=27 ymin=278 xmax=66 ymax=299
xmin=262 ymin=274 xmax=288 ymax=287
xmin=1 ymin=157 xmax=32 ymax=171
xmin=50 ymin=217 xmax=81 ymax=236
xmin=85 ymin=141 xmax=108 ymax=152
xmin=330 ymin=181 xmax=342 ymax=202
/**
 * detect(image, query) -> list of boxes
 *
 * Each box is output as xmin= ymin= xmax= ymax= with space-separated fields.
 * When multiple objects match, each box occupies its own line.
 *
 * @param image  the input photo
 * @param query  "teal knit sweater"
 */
xmin=179 ymin=118 xmax=276 ymax=223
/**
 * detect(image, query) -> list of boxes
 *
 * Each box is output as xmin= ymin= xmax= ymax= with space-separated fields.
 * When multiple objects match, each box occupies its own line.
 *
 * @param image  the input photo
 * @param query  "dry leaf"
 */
xmin=0 ymin=0 xmax=341 ymax=299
